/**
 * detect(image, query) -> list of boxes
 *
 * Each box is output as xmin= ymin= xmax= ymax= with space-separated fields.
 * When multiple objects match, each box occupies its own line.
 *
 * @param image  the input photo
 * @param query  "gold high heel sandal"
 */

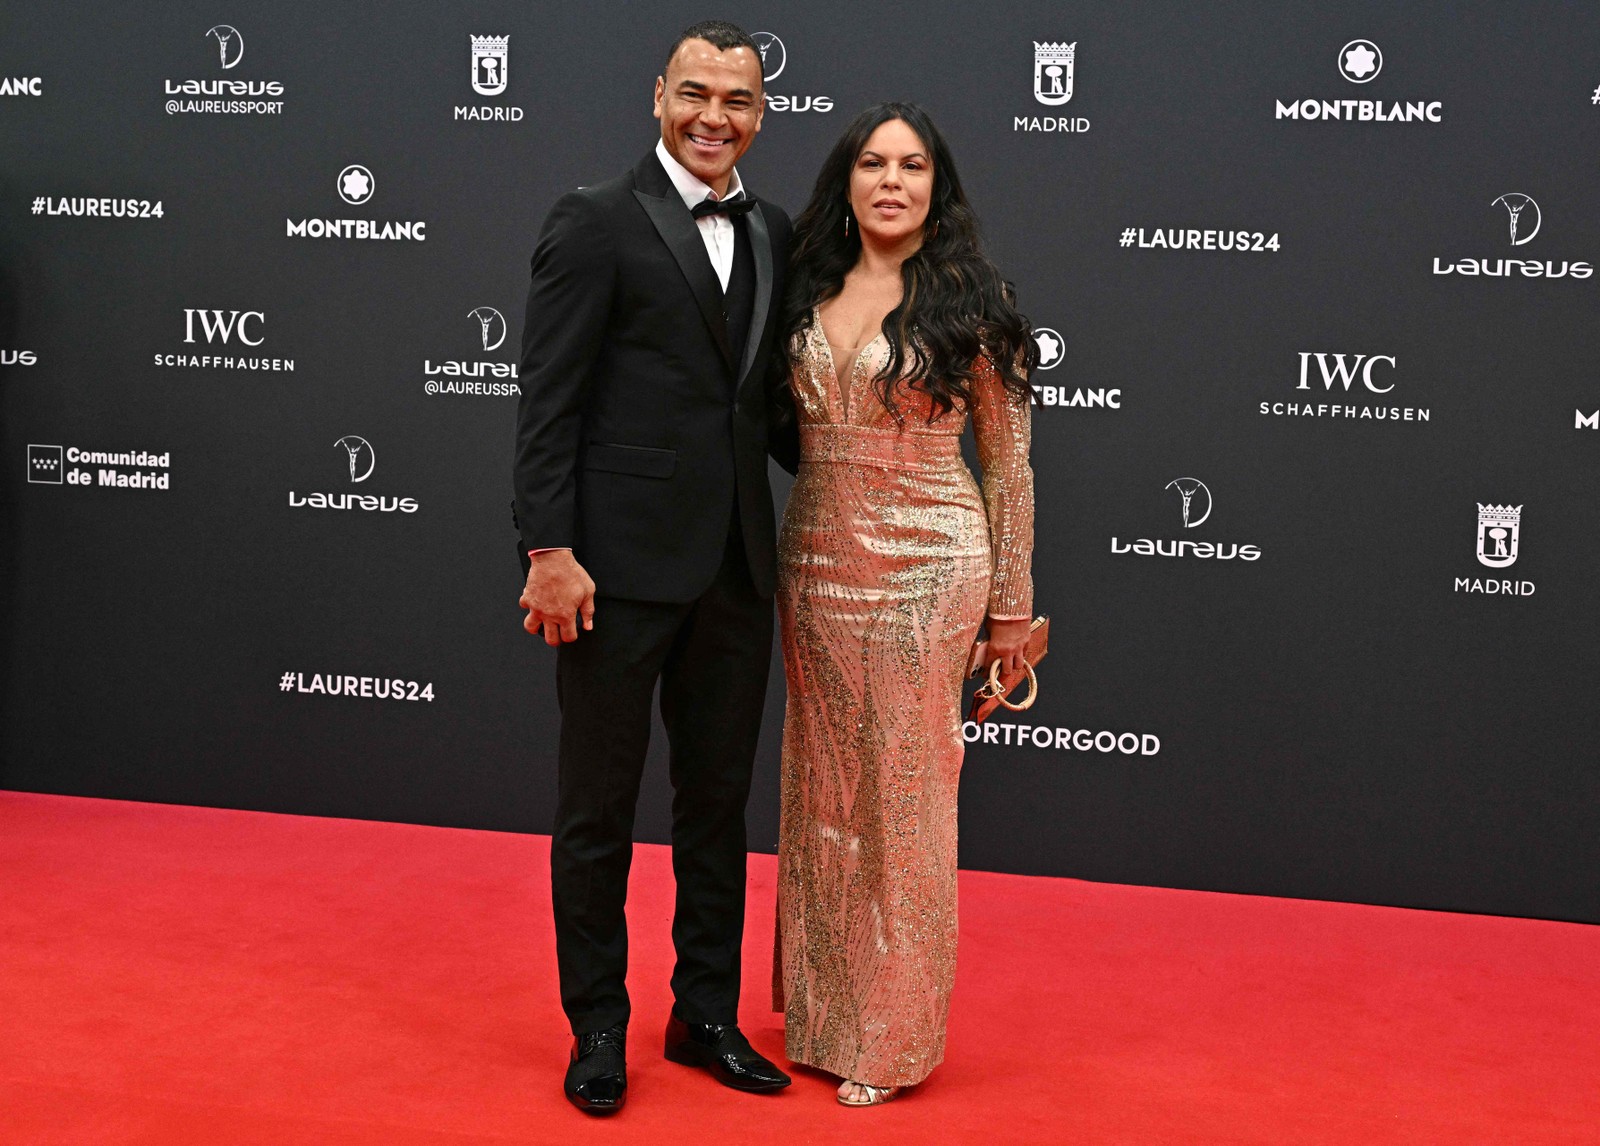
xmin=838 ymin=1081 xmax=899 ymax=1107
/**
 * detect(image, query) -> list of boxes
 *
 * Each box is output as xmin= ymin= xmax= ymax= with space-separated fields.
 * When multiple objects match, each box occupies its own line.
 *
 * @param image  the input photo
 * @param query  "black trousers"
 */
xmin=551 ymin=522 xmax=772 ymax=1035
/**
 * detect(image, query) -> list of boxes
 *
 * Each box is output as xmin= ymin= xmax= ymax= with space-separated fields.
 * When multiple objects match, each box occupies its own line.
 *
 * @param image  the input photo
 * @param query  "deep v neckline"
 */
xmin=814 ymin=303 xmax=884 ymax=421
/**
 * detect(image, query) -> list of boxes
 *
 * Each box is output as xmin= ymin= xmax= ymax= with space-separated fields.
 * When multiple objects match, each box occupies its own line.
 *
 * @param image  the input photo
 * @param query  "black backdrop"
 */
xmin=3 ymin=2 xmax=1597 ymax=924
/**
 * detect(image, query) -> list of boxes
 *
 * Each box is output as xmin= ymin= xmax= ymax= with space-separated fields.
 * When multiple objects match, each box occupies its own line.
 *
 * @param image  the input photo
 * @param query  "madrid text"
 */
xmin=1014 ymin=117 xmax=1089 ymax=132
xmin=455 ymin=106 xmax=523 ymax=121
xmin=1455 ymin=578 xmax=1535 ymax=596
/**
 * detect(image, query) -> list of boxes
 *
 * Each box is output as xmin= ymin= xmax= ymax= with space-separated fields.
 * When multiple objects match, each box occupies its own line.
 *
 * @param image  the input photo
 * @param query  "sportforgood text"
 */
xmin=964 ymin=723 xmax=1161 ymax=754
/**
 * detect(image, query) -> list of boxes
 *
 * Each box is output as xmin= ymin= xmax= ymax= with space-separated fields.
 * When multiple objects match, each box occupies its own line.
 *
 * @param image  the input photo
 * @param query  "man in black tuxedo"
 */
xmin=512 ymin=21 xmax=794 ymax=1114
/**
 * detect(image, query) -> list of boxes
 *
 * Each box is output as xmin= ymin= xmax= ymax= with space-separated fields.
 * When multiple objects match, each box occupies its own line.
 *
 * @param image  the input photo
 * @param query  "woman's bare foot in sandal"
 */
xmin=837 ymin=1079 xmax=899 ymax=1106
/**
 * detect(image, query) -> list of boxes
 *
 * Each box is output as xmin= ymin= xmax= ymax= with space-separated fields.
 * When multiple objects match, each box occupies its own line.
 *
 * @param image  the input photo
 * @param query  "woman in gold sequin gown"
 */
xmin=772 ymin=104 xmax=1038 ymax=1104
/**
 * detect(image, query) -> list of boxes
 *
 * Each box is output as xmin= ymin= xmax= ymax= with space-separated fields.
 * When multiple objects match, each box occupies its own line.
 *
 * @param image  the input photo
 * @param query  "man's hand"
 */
xmin=519 ymin=550 xmax=596 ymax=646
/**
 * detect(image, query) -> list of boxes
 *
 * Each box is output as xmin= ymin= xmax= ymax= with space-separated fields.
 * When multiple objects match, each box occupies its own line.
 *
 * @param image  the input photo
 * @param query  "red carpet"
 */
xmin=0 ymin=792 xmax=1594 ymax=1145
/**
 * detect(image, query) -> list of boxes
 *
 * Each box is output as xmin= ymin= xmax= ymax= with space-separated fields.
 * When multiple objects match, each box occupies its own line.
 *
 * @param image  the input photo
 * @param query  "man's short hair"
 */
xmin=663 ymin=20 xmax=760 ymax=81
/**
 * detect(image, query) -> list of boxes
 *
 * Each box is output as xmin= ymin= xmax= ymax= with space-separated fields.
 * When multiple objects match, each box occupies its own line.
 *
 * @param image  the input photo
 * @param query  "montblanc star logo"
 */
xmin=1032 ymin=328 xmax=1065 ymax=370
xmin=337 ymin=165 xmax=374 ymax=206
xmin=1338 ymin=40 xmax=1382 ymax=83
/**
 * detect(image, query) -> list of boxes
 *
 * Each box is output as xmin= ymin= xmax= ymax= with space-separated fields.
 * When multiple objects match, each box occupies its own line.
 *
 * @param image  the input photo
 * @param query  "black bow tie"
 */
xmin=691 ymin=194 xmax=756 ymax=220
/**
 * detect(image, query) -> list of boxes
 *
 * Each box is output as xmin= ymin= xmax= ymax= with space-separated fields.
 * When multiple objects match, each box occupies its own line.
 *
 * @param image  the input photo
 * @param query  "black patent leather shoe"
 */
xmin=564 ymin=1022 xmax=627 ymax=1115
xmin=663 ymin=1014 xmax=791 ymax=1092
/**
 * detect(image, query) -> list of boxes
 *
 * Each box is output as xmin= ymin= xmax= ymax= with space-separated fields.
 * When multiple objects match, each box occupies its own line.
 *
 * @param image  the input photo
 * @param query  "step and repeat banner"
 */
xmin=2 ymin=3 xmax=1597 ymax=923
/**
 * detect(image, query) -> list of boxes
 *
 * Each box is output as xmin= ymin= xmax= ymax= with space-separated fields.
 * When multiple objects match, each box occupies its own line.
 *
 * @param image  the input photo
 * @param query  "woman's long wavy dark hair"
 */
xmin=782 ymin=102 xmax=1038 ymax=422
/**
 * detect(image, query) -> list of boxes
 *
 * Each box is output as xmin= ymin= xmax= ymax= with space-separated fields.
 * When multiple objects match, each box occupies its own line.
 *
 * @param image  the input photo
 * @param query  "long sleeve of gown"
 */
xmin=971 ymin=357 xmax=1035 ymax=620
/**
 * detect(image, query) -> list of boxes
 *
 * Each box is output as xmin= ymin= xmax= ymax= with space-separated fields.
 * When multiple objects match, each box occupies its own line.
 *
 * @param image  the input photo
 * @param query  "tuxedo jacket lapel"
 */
xmin=632 ymin=156 xmax=735 ymax=373
xmin=736 ymin=202 xmax=774 ymax=392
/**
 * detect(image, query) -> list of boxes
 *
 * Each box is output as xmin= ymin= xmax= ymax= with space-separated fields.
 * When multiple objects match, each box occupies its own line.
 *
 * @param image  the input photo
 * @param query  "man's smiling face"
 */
xmin=653 ymin=38 xmax=764 ymax=197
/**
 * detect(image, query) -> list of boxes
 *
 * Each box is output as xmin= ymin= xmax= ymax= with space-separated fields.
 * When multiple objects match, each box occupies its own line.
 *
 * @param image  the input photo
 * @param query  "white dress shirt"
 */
xmin=655 ymin=138 xmax=744 ymax=291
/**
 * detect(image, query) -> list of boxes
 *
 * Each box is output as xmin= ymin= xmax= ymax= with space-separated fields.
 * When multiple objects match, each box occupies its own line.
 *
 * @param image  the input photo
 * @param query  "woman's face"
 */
xmin=848 ymin=118 xmax=934 ymax=247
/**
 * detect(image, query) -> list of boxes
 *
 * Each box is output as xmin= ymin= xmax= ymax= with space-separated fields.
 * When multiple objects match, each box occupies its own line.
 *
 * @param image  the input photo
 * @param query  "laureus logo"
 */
xmin=290 ymin=437 xmax=416 ymax=513
xmin=165 ymin=24 xmax=282 ymax=114
xmin=468 ymin=306 xmax=507 ymax=351
xmin=1432 ymin=192 xmax=1588 ymax=280
xmin=423 ymin=303 xmax=520 ymax=398
xmin=1165 ymin=477 xmax=1211 ymax=529
xmin=206 ymin=25 xmax=244 ymax=70
xmin=1111 ymin=478 xmax=1259 ymax=561
xmin=751 ymin=32 xmax=785 ymax=82
xmin=334 ymin=435 xmax=375 ymax=483
xmin=1491 ymin=193 xmax=1540 ymax=246
xmin=1034 ymin=41 xmax=1076 ymax=105
xmin=752 ymin=31 xmax=831 ymax=112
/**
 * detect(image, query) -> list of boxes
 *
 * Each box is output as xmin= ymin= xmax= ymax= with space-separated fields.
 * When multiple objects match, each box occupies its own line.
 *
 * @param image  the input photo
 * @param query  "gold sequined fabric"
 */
xmin=773 ymin=308 xmax=1033 ymax=1087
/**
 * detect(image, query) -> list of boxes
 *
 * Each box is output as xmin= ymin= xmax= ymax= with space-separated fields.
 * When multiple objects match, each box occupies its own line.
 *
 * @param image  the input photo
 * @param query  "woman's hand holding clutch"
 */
xmin=978 ymin=616 xmax=1032 ymax=674
xmin=966 ymin=617 xmax=1050 ymax=724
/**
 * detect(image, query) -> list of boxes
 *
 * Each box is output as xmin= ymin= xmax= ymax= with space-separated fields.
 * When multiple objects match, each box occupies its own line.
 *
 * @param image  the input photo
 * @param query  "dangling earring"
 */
xmin=844 ymin=212 xmax=851 ymax=237
xmin=929 ymin=218 xmax=940 ymax=238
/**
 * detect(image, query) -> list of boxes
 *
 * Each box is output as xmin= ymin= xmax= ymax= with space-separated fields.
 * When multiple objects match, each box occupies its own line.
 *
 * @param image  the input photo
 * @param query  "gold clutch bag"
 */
xmin=965 ymin=616 xmax=1050 ymax=724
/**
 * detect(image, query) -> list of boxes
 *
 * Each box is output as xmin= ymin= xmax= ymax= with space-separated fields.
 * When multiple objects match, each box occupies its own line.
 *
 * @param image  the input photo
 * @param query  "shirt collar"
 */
xmin=655 ymin=138 xmax=744 ymax=213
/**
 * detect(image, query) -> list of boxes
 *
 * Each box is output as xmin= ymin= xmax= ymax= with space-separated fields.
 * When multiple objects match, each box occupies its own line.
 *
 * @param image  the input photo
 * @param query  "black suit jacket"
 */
xmin=513 ymin=151 xmax=794 ymax=603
